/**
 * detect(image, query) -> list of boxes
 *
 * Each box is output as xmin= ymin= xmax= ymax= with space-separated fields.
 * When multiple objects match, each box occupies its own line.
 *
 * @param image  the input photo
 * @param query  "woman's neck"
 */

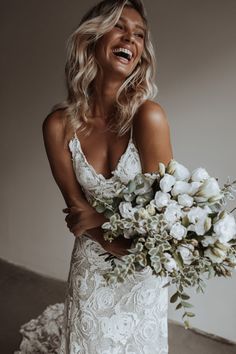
xmin=91 ymin=74 xmax=124 ymax=121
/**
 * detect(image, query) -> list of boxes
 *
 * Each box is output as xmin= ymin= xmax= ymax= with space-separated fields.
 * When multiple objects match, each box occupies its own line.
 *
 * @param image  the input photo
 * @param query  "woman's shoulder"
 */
xmin=134 ymin=99 xmax=170 ymax=132
xmin=42 ymin=108 xmax=68 ymax=139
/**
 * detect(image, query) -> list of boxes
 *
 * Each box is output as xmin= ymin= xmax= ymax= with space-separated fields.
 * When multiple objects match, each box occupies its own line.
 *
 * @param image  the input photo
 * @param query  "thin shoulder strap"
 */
xmin=130 ymin=123 xmax=133 ymax=141
xmin=74 ymin=129 xmax=78 ymax=139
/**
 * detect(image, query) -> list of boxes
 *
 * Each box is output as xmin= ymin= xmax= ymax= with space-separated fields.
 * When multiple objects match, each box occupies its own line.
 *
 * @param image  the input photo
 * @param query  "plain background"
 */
xmin=1 ymin=0 xmax=236 ymax=342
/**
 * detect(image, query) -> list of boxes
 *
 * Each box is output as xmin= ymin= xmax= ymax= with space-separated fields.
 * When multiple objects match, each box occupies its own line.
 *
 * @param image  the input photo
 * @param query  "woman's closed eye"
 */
xmin=115 ymin=23 xmax=123 ymax=30
xmin=115 ymin=23 xmax=144 ymax=39
xmin=135 ymin=32 xmax=144 ymax=39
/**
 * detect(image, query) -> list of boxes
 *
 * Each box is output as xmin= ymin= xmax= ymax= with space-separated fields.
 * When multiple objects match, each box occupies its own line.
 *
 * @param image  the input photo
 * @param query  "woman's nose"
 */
xmin=122 ymin=30 xmax=135 ymax=43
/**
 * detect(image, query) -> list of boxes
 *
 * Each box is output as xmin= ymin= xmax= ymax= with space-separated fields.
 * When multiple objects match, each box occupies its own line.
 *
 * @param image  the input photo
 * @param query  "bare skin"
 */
xmin=42 ymin=6 xmax=173 ymax=259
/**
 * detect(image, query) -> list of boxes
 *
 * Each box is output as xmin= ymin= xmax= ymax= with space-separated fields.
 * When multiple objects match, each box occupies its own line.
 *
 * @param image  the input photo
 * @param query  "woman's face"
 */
xmin=95 ymin=6 xmax=146 ymax=79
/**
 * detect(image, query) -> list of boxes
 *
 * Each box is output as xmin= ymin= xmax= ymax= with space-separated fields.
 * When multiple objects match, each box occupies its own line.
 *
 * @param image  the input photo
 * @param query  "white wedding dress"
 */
xmin=15 ymin=124 xmax=169 ymax=354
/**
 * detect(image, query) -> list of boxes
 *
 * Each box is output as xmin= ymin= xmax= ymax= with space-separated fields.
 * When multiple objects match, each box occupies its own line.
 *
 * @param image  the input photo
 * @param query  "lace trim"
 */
xmin=68 ymin=124 xmax=140 ymax=181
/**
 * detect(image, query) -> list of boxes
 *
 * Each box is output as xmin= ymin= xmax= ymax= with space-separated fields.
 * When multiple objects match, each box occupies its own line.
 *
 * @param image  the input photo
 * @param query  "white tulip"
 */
xmin=178 ymin=194 xmax=194 ymax=207
xmin=187 ymin=206 xmax=209 ymax=224
xmin=187 ymin=219 xmax=206 ymax=236
xmin=171 ymin=181 xmax=191 ymax=197
xmin=154 ymin=191 xmax=171 ymax=209
xmin=170 ymin=222 xmax=187 ymax=240
xmin=163 ymin=252 xmax=178 ymax=272
xmin=158 ymin=162 xmax=166 ymax=177
xmin=204 ymin=247 xmax=226 ymax=263
xmin=159 ymin=174 xmax=176 ymax=192
xmin=213 ymin=213 xmax=236 ymax=244
xmin=191 ymin=167 xmax=210 ymax=182
xmin=188 ymin=181 xmax=202 ymax=196
xmin=186 ymin=206 xmax=212 ymax=236
xmin=195 ymin=177 xmax=222 ymax=201
xmin=177 ymin=244 xmax=194 ymax=265
xmin=166 ymin=160 xmax=191 ymax=181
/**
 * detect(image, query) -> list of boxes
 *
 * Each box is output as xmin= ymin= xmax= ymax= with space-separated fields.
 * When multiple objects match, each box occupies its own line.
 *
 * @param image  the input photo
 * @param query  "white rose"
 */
xmin=164 ymin=204 xmax=183 ymax=226
xmin=154 ymin=191 xmax=171 ymax=209
xmin=204 ymin=247 xmax=227 ymax=263
xmin=178 ymin=194 xmax=193 ymax=207
xmin=188 ymin=181 xmax=202 ymax=196
xmin=166 ymin=160 xmax=191 ymax=181
xmin=177 ymin=244 xmax=194 ymax=265
xmin=119 ymin=202 xmax=136 ymax=218
xmin=160 ymin=174 xmax=176 ymax=192
xmin=191 ymin=167 xmax=210 ymax=182
xmin=170 ymin=222 xmax=187 ymax=240
xmin=163 ymin=252 xmax=178 ymax=272
xmin=213 ymin=213 xmax=236 ymax=244
xmin=194 ymin=177 xmax=222 ymax=202
xmin=171 ymin=181 xmax=191 ymax=197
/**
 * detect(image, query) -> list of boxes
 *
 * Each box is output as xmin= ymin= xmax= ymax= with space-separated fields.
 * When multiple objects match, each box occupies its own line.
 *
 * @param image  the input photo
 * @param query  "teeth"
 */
xmin=112 ymin=47 xmax=133 ymax=60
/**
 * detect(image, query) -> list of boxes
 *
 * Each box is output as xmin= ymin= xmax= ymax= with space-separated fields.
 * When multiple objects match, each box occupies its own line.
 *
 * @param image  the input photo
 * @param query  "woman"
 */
xmin=17 ymin=0 xmax=173 ymax=352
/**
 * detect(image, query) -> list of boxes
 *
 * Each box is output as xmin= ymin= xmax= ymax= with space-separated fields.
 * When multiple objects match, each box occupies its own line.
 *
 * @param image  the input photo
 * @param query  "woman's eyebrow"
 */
xmin=119 ymin=16 xmax=146 ymax=32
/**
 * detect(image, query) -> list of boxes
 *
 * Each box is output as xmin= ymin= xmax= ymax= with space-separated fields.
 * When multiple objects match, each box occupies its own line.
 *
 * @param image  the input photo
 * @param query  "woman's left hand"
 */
xmin=62 ymin=204 xmax=107 ymax=237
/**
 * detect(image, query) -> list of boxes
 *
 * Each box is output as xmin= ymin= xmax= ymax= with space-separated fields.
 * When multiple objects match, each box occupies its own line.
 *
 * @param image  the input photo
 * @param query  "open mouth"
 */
xmin=112 ymin=47 xmax=133 ymax=62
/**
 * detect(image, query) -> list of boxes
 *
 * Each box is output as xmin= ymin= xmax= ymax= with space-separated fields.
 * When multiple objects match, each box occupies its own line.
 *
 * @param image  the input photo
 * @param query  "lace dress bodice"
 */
xmin=68 ymin=124 xmax=142 ymax=202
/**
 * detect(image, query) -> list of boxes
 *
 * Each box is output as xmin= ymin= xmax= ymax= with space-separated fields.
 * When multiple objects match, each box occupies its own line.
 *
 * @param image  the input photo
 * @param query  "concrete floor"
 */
xmin=0 ymin=258 xmax=236 ymax=354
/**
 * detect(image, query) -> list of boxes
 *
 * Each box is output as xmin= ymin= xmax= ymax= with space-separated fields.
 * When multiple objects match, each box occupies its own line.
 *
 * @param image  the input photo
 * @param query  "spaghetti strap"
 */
xmin=74 ymin=130 xmax=78 ymax=139
xmin=130 ymin=123 xmax=133 ymax=142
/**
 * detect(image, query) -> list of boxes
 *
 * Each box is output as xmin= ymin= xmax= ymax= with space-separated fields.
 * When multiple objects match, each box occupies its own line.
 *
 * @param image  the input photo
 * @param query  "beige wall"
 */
xmin=1 ymin=0 xmax=236 ymax=342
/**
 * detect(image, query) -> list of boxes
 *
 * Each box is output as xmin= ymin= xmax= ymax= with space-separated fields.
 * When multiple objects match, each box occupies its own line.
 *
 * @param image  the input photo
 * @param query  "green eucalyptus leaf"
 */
xmin=181 ymin=301 xmax=194 ymax=308
xmin=186 ymin=312 xmax=195 ymax=317
xmin=148 ymin=247 xmax=158 ymax=256
xmin=173 ymin=252 xmax=184 ymax=270
xmin=95 ymin=204 xmax=105 ymax=213
xmin=162 ymin=281 xmax=171 ymax=288
xmin=153 ymin=261 xmax=162 ymax=273
xmin=184 ymin=320 xmax=190 ymax=329
xmin=176 ymin=302 xmax=182 ymax=310
xmin=104 ymin=209 xmax=114 ymax=218
xmin=180 ymin=293 xmax=190 ymax=300
xmin=170 ymin=292 xmax=179 ymax=303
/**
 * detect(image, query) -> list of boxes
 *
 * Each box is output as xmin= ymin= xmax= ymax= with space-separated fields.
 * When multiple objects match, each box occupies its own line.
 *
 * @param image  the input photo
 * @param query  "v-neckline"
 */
xmin=69 ymin=127 xmax=134 ymax=181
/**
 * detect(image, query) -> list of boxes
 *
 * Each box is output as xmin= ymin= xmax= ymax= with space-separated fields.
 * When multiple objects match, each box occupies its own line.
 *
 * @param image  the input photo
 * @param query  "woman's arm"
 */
xmin=134 ymin=100 xmax=173 ymax=171
xmin=42 ymin=110 xmax=106 ymax=236
xmin=42 ymin=109 xmax=132 ymax=257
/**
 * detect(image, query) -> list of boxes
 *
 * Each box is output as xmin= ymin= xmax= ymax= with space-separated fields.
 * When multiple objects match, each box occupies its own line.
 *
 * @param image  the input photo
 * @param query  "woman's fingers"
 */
xmin=62 ymin=206 xmax=81 ymax=214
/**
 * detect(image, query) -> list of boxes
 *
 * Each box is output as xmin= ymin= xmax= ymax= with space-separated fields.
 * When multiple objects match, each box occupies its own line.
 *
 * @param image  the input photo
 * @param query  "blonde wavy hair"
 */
xmin=51 ymin=0 xmax=158 ymax=136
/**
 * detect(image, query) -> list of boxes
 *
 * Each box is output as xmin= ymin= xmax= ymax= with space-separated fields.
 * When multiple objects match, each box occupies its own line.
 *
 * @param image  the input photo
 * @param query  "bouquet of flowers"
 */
xmin=91 ymin=159 xmax=236 ymax=328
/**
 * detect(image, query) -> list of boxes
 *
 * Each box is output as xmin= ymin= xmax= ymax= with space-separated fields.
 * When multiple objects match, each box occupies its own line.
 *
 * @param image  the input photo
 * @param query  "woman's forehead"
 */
xmin=119 ymin=6 xmax=146 ymax=29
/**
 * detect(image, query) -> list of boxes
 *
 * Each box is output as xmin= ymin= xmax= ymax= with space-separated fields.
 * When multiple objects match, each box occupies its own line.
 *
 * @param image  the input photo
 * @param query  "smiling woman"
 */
xmin=15 ymin=0 xmax=172 ymax=353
